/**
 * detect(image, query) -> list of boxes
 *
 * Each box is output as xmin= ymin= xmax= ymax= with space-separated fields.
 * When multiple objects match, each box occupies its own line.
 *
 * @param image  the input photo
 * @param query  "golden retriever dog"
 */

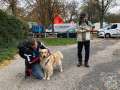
xmin=40 ymin=49 xmax=63 ymax=80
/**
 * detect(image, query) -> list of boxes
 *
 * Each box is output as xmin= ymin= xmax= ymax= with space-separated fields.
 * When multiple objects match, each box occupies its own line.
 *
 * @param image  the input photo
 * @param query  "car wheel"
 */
xmin=105 ymin=33 xmax=111 ymax=38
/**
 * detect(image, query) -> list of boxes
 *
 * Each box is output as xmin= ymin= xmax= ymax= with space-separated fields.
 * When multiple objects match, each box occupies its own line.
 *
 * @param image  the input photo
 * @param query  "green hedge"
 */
xmin=0 ymin=10 xmax=28 ymax=48
xmin=0 ymin=10 xmax=28 ymax=62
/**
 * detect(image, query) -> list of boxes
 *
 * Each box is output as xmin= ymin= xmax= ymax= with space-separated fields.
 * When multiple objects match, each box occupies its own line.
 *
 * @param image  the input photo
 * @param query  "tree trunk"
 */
xmin=9 ymin=0 xmax=17 ymax=16
xmin=100 ymin=14 xmax=104 ymax=28
xmin=100 ymin=0 xmax=104 ymax=28
xmin=11 ymin=4 xmax=16 ymax=16
xmin=52 ymin=23 xmax=54 ymax=35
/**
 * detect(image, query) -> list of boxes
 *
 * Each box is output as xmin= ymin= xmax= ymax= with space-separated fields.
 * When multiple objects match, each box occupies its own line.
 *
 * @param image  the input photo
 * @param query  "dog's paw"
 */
xmin=43 ymin=77 xmax=46 ymax=80
xmin=60 ymin=70 xmax=63 ymax=72
xmin=46 ymin=77 xmax=50 ymax=80
xmin=60 ymin=69 xmax=63 ymax=72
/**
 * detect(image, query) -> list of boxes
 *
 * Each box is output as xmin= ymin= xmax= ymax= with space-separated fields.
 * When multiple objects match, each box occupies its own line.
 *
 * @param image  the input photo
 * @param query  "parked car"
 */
xmin=94 ymin=22 xmax=109 ymax=31
xmin=97 ymin=23 xmax=120 ymax=38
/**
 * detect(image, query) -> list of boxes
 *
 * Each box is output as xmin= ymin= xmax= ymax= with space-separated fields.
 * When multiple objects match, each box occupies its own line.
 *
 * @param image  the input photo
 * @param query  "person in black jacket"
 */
xmin=18 ymin=38 xmax=48 ymax=79
xmin=18 ymin=39 xmax=33 ymax=77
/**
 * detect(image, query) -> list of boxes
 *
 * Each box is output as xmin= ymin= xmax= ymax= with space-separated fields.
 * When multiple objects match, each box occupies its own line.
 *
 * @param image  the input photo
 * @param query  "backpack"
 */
xmin=17 ymin=40 xmax=32 ymax=60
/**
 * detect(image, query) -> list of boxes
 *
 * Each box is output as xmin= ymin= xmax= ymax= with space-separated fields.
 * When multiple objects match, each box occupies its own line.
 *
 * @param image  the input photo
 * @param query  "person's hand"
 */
xmin=29 ymin=61 xmax=32 ymax=64
xmin=47 ymin=48 xmax=51 ymax=55
xmin=77 ymin=30 xmax=86 ymax=33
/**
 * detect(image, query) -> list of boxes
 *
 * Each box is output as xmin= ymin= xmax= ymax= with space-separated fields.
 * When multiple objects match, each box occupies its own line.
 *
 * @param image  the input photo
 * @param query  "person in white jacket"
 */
xmin=76 ymin=13 xmax=92 ymax=67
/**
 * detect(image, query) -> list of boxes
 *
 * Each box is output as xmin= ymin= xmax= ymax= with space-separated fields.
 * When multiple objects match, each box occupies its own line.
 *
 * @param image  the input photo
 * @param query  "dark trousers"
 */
xmin=25 ymin=60 xmax=32 ymax=77
xmin=77 ymin=40 xmax=90 ymax=64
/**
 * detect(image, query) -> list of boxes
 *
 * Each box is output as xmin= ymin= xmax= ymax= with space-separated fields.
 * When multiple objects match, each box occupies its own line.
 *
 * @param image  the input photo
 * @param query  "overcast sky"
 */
xmin=0 ymin=0 xmax=120 ymax=14
xmin=67 ymin=0 xmax=120 ymax=14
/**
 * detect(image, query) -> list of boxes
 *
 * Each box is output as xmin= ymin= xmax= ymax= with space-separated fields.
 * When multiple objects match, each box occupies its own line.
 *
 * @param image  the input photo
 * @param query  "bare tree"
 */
xmin=96 ymin=0 xmax=117 ymax=28
xmin=47 ymin=0 xmax=66 ymax=33
xmin=22 ymin=0 xmax=65 ymax=33
xmin=65 ymin=0 xmax=79 ymax=22
xmin=0 ymin=0 xmax=79 ymax=28
xmin=92 ymin=0 xmax=118 ymax=28
xmin=2 ymin=0 xmax=18 ymax=16
xmin=82 ymin=0 xmax=117 ymax=28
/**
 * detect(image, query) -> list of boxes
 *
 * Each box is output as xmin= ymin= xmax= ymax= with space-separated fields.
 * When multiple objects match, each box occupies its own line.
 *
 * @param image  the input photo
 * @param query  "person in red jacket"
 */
xmin=54 ymin=15 xmax=64 ymax=24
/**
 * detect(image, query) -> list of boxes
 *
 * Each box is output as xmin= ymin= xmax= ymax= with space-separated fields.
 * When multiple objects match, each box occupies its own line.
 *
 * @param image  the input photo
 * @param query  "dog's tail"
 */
xmin=57 ymin=51 xmax=63 ymax=60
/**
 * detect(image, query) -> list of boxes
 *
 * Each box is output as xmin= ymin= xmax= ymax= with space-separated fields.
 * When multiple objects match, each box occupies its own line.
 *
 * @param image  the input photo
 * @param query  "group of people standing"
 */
xmin=18 ymin=12 xmax=93 ymax=80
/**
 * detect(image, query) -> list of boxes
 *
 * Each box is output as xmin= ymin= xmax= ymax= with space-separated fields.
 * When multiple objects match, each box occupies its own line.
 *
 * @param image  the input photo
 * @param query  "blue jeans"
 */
xmin=31 ymin=64 xmax=44 ymax=80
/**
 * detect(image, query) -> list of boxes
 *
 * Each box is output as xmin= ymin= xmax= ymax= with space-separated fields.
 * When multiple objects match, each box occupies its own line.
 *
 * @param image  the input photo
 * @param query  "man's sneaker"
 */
xmin=84 ymin=63 xmax=90 ymax=68
xmin=77 ymin=63 xmax=82 ymax=67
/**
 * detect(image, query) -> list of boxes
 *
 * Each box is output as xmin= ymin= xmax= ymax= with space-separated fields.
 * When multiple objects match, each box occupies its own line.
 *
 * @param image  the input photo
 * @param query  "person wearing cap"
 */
xmin=76 ymin=13 xmax=92 ymax=67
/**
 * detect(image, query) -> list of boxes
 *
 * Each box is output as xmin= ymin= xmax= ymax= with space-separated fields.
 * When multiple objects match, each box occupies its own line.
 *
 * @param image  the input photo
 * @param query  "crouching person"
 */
xmin=29 ymin=38 xmax=48 ymax=80
xmin=18 ymin=38 xmax=47 ymax=80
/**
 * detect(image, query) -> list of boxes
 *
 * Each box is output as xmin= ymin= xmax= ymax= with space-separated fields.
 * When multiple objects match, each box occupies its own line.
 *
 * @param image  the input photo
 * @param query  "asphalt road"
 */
xmin=0 ymin=38 xmax=120 ymax=90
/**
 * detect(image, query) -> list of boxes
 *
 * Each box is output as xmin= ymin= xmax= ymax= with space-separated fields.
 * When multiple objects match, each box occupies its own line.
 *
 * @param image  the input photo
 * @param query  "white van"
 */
xmin=97 ymin=23 xmax=120 ymax=38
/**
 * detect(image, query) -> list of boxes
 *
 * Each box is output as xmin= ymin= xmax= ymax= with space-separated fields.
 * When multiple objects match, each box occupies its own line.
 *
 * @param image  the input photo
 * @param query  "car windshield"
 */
xmin=111 ymin=24 xmax=117 ymax=29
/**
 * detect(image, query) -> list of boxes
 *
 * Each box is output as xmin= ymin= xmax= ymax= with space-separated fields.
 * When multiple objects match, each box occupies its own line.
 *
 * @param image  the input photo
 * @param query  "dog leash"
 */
xmin=44 ymin=54 xmax=56 ymax=66
xmin=45 ymin=58 xmax=50 ymax=66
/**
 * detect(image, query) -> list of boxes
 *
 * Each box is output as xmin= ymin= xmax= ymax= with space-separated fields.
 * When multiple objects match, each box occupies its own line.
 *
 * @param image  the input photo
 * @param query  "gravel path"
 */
xmin=78 ymin=46 xmax=120 ymax=90
xmin=0 ymin=39 xmax=119 ymax=90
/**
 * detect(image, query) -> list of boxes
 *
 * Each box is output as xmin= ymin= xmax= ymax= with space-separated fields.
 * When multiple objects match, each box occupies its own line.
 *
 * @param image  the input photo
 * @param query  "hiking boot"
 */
xmin=84 ymin=62 xmax=90 ymax=68
xmin=77 ymin=62 xmax=82 ymax=67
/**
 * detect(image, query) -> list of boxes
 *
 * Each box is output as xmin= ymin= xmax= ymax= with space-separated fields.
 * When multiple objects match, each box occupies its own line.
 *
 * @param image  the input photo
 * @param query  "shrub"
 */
xmin=0 ymin=10 xmax=28 ymax=48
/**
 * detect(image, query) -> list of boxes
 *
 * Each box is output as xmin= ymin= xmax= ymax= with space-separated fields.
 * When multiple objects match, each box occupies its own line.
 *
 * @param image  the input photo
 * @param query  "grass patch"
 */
xmin=0 ymin=38 xmax=77 ymax=63
xmin=40 ymin=38 xmax=77 ymax=46
xmin=0 ymin=47 xmax=17 ymax=62
xmin=0 ymin=39 xmax=22 ymax=63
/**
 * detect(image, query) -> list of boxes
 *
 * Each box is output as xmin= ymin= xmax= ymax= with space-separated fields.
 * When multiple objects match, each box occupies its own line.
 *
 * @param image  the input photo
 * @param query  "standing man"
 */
xmin=76 ymin=13 xmax=92 ymax=68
